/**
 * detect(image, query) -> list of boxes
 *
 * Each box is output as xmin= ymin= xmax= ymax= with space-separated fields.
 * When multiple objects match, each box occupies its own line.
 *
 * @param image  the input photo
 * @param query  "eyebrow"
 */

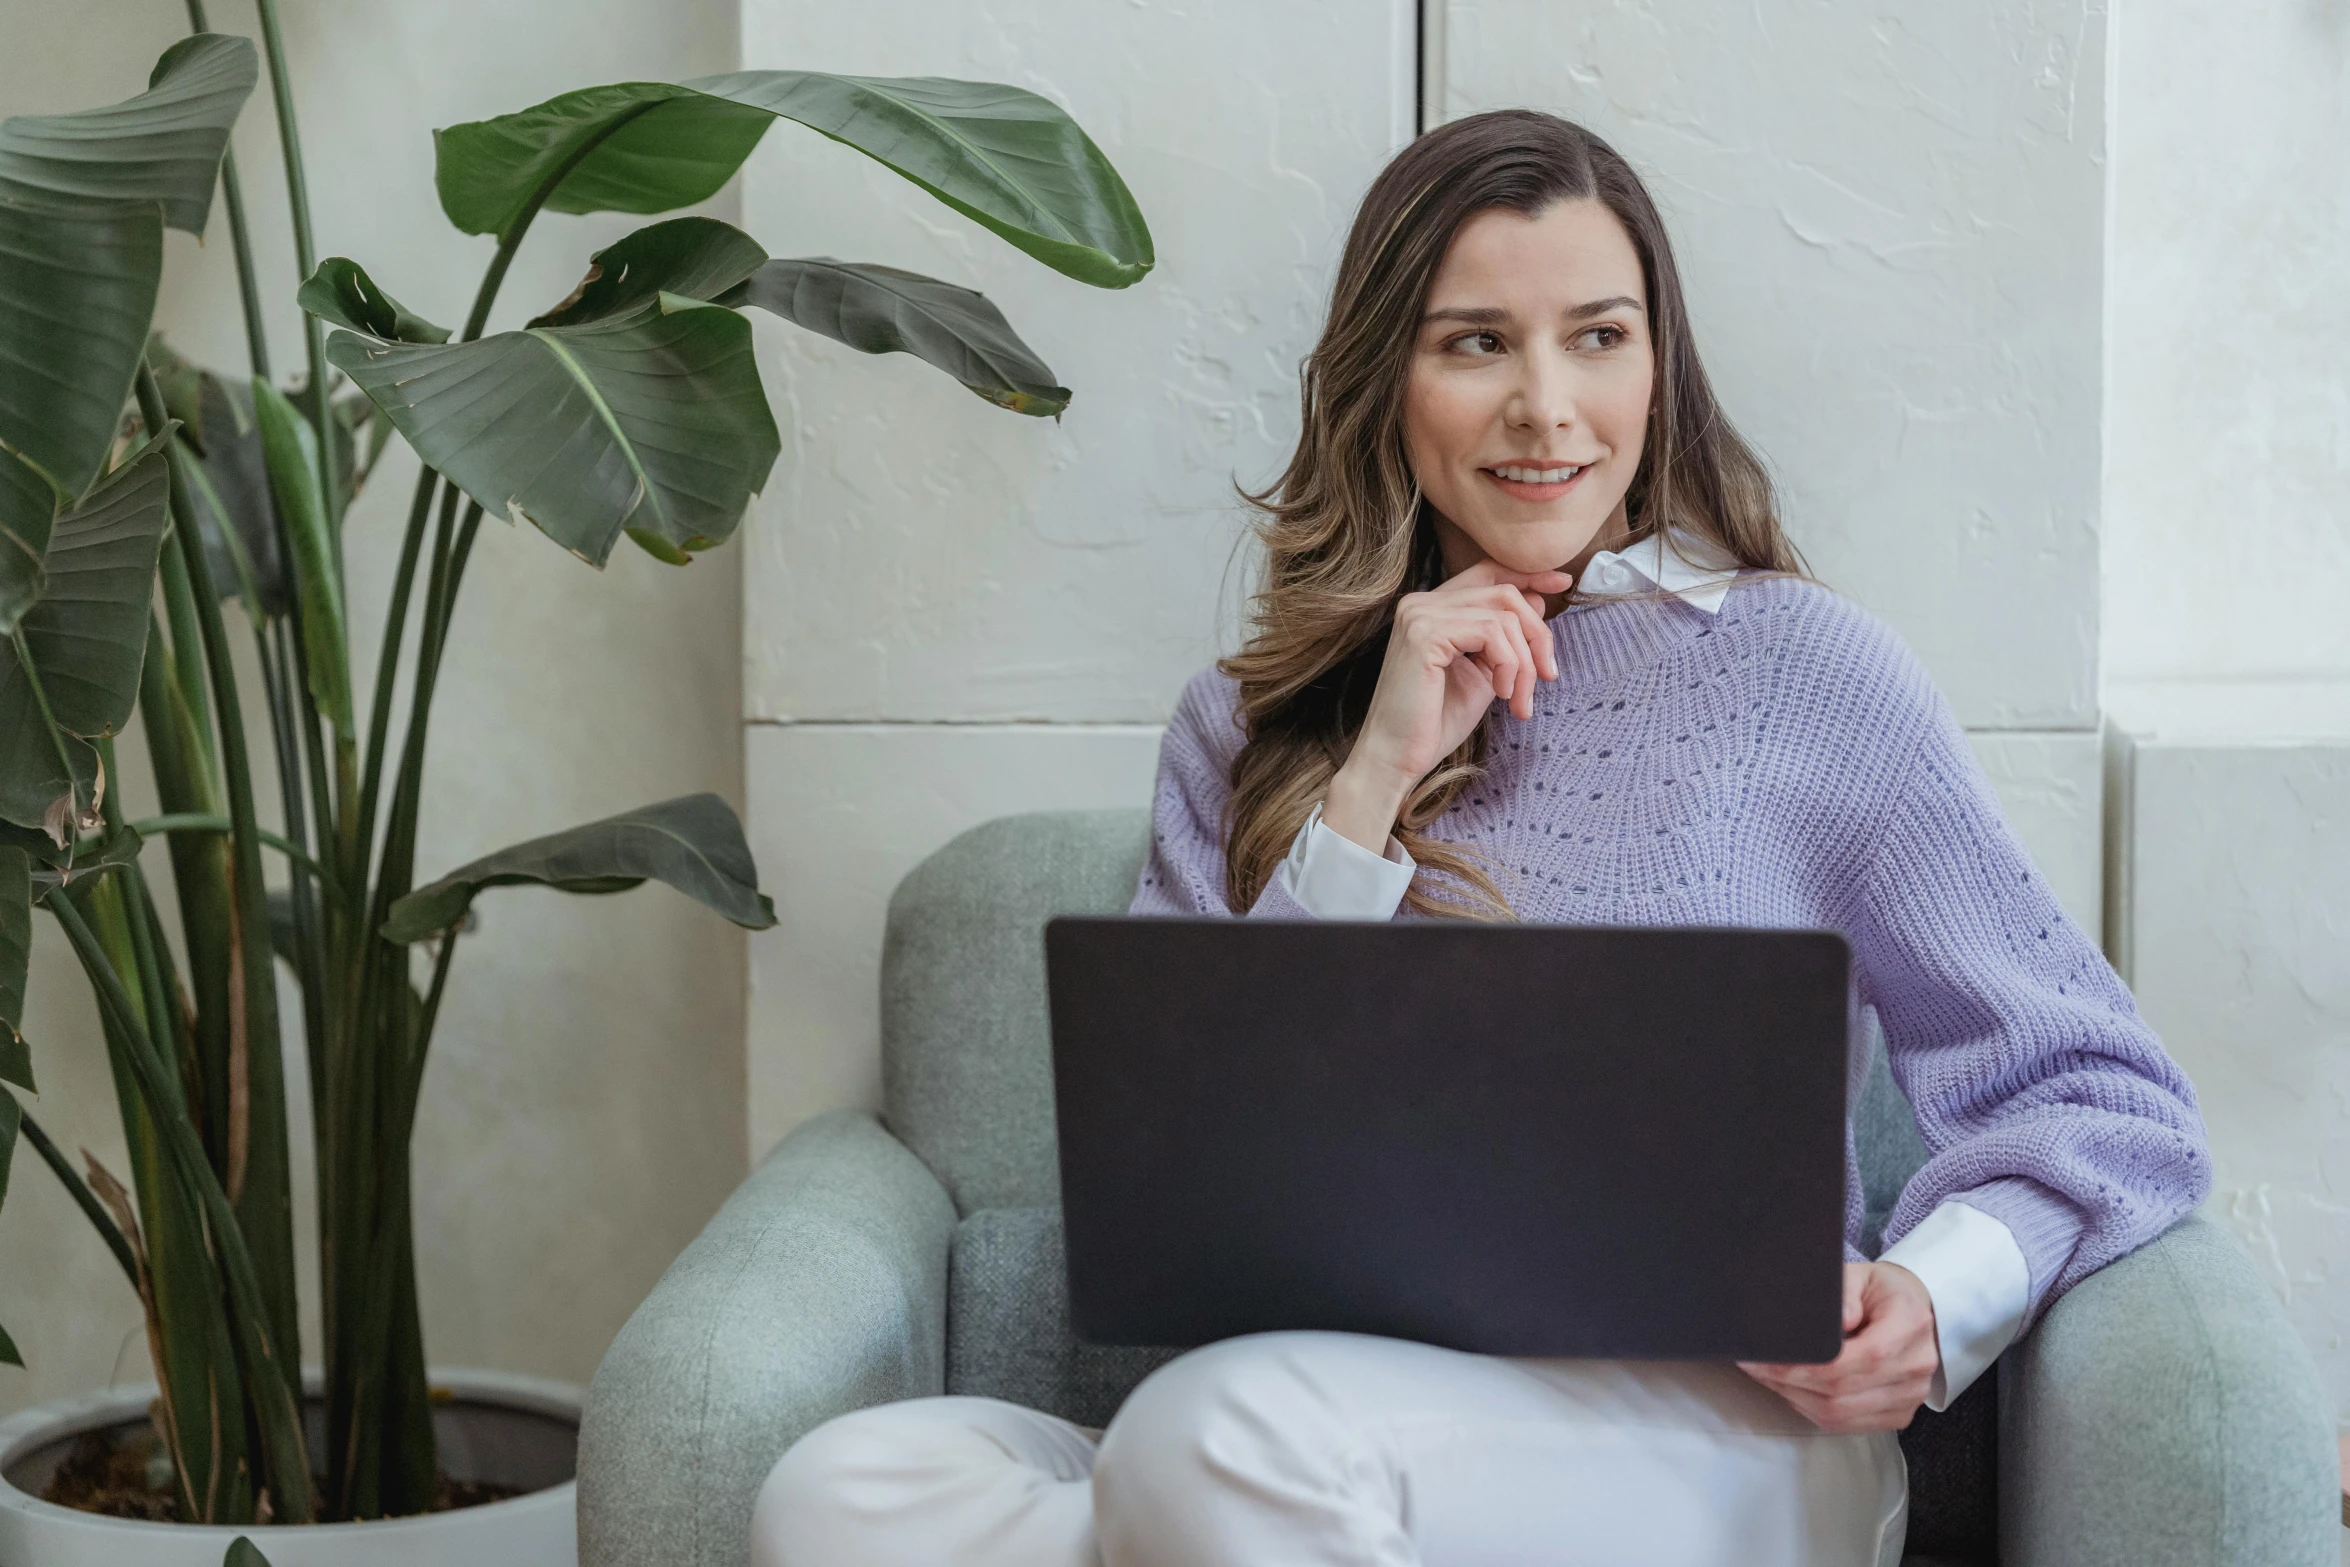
xmin=1421 ymin=296 xmax=1646 ymax=326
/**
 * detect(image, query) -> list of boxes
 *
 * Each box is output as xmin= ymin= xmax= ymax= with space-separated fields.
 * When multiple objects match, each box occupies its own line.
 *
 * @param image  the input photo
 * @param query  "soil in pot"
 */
xmin=15 ymin=1392 xmax=569 ymax=1525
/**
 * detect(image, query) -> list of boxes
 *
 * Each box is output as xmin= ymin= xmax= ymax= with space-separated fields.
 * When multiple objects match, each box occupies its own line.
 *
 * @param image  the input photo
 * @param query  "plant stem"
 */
xmin=15 ymin=1107 xmax=140 ymax=1284
xmin=250 ymin=0 xmax=337 ymax=532
xmin=280 ymin=613 xmax=341 ymax=902
xmin=136 ymin=367 xmax=304 ymax=1412
xmin=47 ymin=892 xmax=314 ymax=1523
xmin=76 ymin=874 xmax=244 ymax=1523
xmin=182 ymin=1 xmax=272 ymax=382
xmin=355 ymin=469 xmax=436 ymax=870
xmin=252 ymin=614 xmax=331 ymax=1114
xmin=155 ymin=526 xmax=217 ymax=784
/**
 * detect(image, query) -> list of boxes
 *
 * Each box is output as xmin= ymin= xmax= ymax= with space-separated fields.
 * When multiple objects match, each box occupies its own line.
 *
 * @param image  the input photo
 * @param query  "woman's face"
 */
xmin=1403 ymin=198 xmax=1656 ymax=581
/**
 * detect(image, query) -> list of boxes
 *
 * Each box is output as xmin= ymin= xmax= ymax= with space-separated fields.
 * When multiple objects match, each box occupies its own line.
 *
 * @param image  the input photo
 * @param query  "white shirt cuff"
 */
xmin=1879 ymin=1198 xmax=2031 ymax=1410
xmin=1275 ymin=803 xmax=1416 ymax=920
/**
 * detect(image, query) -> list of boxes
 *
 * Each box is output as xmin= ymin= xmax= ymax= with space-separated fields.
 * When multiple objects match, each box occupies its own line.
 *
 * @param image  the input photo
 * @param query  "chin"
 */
xmin=1465 ymin=517 xmax=1603 ymax=575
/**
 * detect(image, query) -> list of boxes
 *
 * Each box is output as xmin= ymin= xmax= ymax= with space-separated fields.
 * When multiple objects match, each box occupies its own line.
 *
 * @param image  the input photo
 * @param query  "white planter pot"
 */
xmin=0 ymin=1368 xmax=578 ymax=1567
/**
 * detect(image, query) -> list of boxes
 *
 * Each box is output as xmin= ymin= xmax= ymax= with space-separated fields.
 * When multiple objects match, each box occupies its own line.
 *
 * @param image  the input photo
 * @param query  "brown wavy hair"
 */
xmin=1220 ymin=110 xmax=1801 ymax=917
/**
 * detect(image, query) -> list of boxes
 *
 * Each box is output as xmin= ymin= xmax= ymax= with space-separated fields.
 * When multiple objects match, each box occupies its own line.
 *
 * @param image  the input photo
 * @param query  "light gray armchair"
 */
xmin=577 ymin=809 xmax=2341 ymax=1567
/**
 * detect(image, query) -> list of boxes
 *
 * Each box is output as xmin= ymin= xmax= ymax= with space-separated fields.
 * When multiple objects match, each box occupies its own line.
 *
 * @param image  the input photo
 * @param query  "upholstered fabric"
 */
xmin=1999 ymin=1212 xmax=2341 ymax=1566
xmin=882 ymin=809 xmax=1149 ymax=1214
xmin=578 ymin=1110 xmax=956 ymax=1567
xmin=579 ymin=808 xmax=2341 ymax=1567
xmin=948 ymin=1205 xmax=1181 ymax=1429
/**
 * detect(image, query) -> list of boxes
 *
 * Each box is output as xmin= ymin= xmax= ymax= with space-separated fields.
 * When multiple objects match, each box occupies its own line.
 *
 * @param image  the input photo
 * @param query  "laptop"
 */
xmin=1044 ymin=917 xmax=1851 ymax=1363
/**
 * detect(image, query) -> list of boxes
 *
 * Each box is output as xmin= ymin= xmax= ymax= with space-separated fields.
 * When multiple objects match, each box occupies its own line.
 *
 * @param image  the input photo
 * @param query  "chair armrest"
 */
xmin=1998 ymin=1212 xmax=2339 ymax=1567
xmin=577 ymin=1109 xmax=957 ymax=1567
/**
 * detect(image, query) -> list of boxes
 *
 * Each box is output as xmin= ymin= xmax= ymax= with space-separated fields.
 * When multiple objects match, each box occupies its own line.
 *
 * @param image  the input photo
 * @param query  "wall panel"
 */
xmin=746 ymin=725 xmax=1162 ymax=1153
xmin=2105 ymin=0 xmax=2350 ymax=709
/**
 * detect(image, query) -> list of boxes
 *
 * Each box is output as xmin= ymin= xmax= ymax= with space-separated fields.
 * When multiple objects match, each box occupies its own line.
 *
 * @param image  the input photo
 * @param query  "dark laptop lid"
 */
xmin=1045 ymin=917 xmax=1850 ymax=1363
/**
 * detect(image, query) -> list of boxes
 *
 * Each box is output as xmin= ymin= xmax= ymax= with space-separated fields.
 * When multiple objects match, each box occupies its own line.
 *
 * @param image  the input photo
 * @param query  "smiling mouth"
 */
xmin=1480 ymin=462 xmax=1588 ymax=496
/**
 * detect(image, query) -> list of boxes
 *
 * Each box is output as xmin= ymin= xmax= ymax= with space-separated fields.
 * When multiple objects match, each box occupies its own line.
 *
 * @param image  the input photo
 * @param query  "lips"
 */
xmin=1480 ymin=461 xmax=1589 ymax=501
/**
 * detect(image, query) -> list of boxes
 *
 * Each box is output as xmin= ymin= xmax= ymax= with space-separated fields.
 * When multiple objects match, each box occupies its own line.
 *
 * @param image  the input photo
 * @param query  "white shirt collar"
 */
xmin=1576 ymin=527 xmax=1743 ymax=615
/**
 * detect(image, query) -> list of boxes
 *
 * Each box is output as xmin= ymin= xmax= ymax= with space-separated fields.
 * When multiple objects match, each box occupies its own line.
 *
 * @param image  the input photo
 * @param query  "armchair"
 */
xmin=578 ymin=809 xmax=2339 ymax=1567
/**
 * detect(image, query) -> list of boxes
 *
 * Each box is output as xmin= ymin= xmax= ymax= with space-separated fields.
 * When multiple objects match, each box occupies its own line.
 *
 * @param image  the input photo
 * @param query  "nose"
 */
xmin=1503 ymin=340 xmax=1579 ymax=436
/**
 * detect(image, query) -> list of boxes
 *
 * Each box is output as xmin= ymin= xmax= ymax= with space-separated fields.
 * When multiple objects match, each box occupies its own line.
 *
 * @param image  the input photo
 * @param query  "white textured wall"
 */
xmin=2105 ymin=0 xmax=2350 ymax=739
xmin=0 ymin=0 xmax=747 ymax=1415
xmin=2116 ymin=740 xmax=2350 ymax=1427
xmin=738 ymin=0 xmax=1416 ymax=1152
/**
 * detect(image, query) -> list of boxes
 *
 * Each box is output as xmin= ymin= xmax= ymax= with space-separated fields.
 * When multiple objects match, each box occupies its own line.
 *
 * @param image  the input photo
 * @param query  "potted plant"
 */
xmin=0 ymin=7 xmax=1151 ymax=1562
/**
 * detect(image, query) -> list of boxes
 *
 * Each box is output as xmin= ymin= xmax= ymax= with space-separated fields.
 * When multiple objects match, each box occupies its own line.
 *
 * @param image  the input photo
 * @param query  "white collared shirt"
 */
xmin=1278 ymin=527 xmax=2029 ymax=1406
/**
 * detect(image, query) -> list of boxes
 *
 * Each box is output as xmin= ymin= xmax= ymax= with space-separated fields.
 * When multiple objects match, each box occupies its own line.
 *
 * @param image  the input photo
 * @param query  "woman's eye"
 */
xmin=1574 ymin=325 xmax=1625 ymax=351
xmin=1449 ymin=330 xmax=1504 ymax=356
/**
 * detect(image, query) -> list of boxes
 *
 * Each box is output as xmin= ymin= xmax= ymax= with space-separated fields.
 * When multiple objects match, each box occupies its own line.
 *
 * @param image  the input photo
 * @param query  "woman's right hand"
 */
xmin=1320 ymin=559 xmax=1572 ymax=854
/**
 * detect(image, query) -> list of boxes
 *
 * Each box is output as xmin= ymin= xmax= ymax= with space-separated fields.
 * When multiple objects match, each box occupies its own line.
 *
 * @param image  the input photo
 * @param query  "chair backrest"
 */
xmin=882 ymin=809 xmax=1151 ymax=1215
xmin=878 ymin=807 xmax=1937 ymax=1218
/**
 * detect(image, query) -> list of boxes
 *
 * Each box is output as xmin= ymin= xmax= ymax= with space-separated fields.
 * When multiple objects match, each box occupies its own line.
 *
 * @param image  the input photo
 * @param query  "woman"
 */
xmin=751 ymin=110 xmax=2209 ymax=1567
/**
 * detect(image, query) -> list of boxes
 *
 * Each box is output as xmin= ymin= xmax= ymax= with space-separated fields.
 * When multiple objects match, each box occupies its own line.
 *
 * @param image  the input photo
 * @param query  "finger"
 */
xmin=1500 ymin=609 xmax=1539 ymax=719
xmin=1519 ymin=588 xmax=1561 ymax=681
xmin=1756 ymin=1320 xmax=1936 ymax=1402
xmin=1445 ymin=558 xmax=1577 ymax=597
xmin=1448 ymin=614 xmax=1516 ymax=703
xmin=1843 ymin=1264 xmax=1868 ymax=1335
xmin=1485 ymin=616 xmax=1523 ymax=708
xmin=1747 ymin=1323 xmax=1897 ymax=1395
xmin=1481 ymin=584 xmax=1558 ymax=683
xmin=1517 ymin=614 xmax=1542 ymax=712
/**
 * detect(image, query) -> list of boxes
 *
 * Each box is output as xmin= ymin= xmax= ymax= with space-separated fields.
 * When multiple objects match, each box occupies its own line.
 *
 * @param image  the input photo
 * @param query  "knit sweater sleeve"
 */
xmin=1130 ymin=667 xmax=1316 ymax=919
xmin=1850 ymin=685 xmax=2212 ymax=1329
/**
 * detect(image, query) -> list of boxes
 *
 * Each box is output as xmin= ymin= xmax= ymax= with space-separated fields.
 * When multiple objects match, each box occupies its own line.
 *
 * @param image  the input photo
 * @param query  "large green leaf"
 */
xmin=144 ymin=336 xmax=286 ymax=616
xmin=19 ymin=436 xmax=172 ymax=738
xmin=0 ymin=34 xmax=257 ymax=231
xmin=434 ymin=72 xmax=1151 ymax=289
xmin=729 ymin=257 xmax=1068 ymax=417
xmin=326 ymin=279 xmax=779 ymax=567
xmin=382 ymin=792 xmax=776 ymax=943
xmin=0 ymin=436 xmax=172 ymax=834
xmin=0 ymin=447 xmax=53 ymax=636
xmin=251 ymin=381 xmax=351 ymax=726
xmin=183 ymin=374 xmax=287 ymax=616
xmin=0 ymin=846 xmax=28 ymax=1091
xmin=297 ymin=257 xmax=450 ymax=345
xmin=0 ymin=36 xmax=257 ymax=499
xmin=527 ymin=217 xmax=765 ymax=328
xmin=529 ymin=217 xmax=1069 ymax=417
xmin=0 ymin=201 xmax=161 ymax=504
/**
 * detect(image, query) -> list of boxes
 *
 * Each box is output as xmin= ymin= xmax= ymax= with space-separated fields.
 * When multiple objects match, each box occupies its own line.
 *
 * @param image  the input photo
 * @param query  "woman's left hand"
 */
xmin=1736 ymin=1262 xmax=1940 ymax=1432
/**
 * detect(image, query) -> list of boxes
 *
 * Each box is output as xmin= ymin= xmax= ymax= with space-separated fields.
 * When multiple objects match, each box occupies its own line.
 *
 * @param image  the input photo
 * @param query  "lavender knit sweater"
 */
xmin=1132 ymin=572 xmax=2210 ymax=1329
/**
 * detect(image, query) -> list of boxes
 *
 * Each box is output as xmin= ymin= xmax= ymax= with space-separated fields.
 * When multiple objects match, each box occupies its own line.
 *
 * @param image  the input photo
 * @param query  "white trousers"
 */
xmin=750 ymin=1332 xmax=1908 ymax=1567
